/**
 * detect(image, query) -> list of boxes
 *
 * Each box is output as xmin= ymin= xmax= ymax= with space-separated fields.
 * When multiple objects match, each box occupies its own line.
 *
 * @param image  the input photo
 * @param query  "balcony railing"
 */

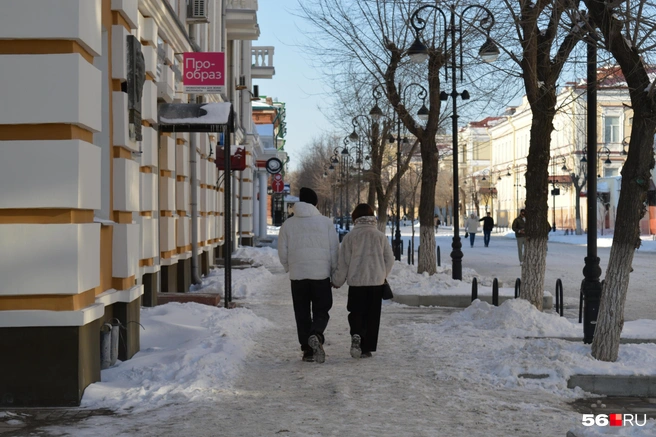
xmin=252 ymin=46 xmax=275 ymax=79
xmin=226 ymin=0 xmax=258 ymax=8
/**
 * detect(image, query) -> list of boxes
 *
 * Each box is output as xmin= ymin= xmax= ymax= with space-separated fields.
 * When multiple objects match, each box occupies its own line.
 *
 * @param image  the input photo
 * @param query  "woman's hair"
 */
xmin=351 ymin=203 xmax=375 ymax=222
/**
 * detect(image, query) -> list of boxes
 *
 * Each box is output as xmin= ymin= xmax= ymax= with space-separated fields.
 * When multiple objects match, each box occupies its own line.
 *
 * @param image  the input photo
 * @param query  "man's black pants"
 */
xmin=291 ymin=278 xmax=333 ymax=351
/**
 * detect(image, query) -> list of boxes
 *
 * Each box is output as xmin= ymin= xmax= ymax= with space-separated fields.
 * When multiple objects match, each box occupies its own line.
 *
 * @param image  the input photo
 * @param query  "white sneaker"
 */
xmin=308 ymin=335 xmax=325 ymax=364
xmin=350 ymin=334 xmax=362 ymax=359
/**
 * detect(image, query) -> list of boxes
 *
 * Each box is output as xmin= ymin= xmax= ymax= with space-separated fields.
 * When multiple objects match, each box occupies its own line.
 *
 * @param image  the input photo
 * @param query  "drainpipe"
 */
xmin=190 ymin=98 xmax=202 ymax=286
xmin=188 ymin=22 xmax=202 ymax=286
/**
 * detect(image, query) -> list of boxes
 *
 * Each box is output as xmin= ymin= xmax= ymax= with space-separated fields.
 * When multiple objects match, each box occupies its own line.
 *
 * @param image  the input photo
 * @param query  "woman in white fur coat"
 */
xmin=332 ymin=204 xmax=395 ymax=359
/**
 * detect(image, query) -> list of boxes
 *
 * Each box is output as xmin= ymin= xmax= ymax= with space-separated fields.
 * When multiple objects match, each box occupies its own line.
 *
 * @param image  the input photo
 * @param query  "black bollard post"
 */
xmin=555 ymin=279 xmax=564 ymax=316
xmin=514 ymin=278 xmax=521 ymax=298
xmin=471 ymin=277 xmax=478 ymax=302
xmin=407 ymin=244 xmax=411 ymax=265
xmin=492 ymin=278 xmax=499 ymax=306
xmin=413 ymin=241 xmax=416 ymax=265
xmin=436 ymin=245 xmax=441 ymax=267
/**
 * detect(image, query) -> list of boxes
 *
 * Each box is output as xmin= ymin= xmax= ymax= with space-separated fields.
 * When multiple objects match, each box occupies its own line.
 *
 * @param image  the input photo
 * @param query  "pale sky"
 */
xmin=254 ymin=0 xmax=334 ymax=171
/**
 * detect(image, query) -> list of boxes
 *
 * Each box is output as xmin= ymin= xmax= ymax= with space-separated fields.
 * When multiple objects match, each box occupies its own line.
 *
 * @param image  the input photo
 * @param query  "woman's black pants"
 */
xmin=347 ymin=285 xmax=382 ymax=353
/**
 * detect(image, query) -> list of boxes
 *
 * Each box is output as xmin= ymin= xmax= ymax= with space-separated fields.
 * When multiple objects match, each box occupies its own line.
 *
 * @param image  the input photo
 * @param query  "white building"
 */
xmin=0 ymin=0 xmax=283 ymax=406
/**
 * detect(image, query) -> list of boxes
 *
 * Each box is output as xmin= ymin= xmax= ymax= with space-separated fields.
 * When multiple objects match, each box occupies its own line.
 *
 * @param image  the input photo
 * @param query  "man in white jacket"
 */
xmin=277 ymin=187 xmax=339 ymax=363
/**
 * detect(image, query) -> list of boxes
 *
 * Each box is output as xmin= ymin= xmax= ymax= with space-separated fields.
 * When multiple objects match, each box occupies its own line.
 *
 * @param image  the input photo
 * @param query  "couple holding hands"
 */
xmin=277 ymin=187 xmax=395 ymax=363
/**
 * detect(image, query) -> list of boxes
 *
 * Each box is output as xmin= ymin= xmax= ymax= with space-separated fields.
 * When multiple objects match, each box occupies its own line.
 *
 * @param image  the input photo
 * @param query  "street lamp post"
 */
xmin=349 ymin=114 xmax=372 ymax=205
xmin=369 ymin=84 xmax=428 ymax=261
xmin=581 ymin=36 xmax=602 ymax=344
xmin=330 ymin=139 xmax=354 ymax=230
xmin=407 ymin=3 xmax=498 ymax=280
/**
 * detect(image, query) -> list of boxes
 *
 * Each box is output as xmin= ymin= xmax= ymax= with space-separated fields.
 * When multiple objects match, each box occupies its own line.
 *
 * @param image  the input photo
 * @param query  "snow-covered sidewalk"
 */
xmin=8 ymin=246 xmax=651 ymax=436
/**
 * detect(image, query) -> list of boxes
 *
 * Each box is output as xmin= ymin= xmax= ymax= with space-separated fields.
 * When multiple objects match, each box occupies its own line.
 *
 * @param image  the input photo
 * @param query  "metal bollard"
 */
xmin=492 ymin=278 xmax=499 ymax=306
xmin=436 ymin=245 xmax=441 ymax=267
xmin=471 ymin=277 xmax=478 ymax=302
xmin=412 ymin=240 xmax=416 ymax=265
xmin=407 ymin=244 xmax=411 ymax=265
xmin=555 ymin=278 xmax=564 ymax=316
xmin=514 ymin=278 xmax=521 ymax=298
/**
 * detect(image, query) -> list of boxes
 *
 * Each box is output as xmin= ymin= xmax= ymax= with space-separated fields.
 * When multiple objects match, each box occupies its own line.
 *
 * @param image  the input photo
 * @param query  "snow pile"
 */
xmin=441 ymin=299 xmax=579 ymax=337
xmin=233 ymin=245 xmax=281 ymax=269
xmin=81 ymin=303 xmax=272 ymax=412
xmin=389 ymin=259 xmax=484 ymax=295
xmin=401 ymin=299 xmax=656 ymax=401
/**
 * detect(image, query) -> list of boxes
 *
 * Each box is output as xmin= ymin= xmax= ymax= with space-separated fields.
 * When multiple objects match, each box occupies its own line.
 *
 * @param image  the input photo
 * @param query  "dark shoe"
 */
xmin=350 ymin=334 xmax=362 ymax=359
xmin=308 ymin=335 xmax=325 ymax=363
xmin=360 ymin=352 xmax=372 ymax=358
xmin=302 ymin=350 xmax=314 ymax=362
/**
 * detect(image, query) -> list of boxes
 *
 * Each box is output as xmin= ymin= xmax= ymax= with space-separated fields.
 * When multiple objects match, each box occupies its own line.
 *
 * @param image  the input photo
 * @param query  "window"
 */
xmin=604 ymin=116 xmax=620 ymax=143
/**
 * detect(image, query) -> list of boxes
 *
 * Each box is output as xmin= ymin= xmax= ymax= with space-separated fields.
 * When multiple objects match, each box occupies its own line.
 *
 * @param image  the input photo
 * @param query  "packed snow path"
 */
xmin=146 ymin=267 xmax=577 ymax=437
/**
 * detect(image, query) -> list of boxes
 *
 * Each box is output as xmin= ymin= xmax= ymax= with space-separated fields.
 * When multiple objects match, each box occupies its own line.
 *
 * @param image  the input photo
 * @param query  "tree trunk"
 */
xmin=584 ymin=0 xmax=656 ymax=362
xmin=521 ymin=238 xmax=548 ymax=310
xmin=520 ymin=102 xmax=554 ymax=310
xmin=575 ymin=194 xmax=583 ymax=235
xmin=377 ymin=197 xmax=390 ymax=233
xmin=572 ymin=178 xmax=585 ymax=235
xmin=417 ymin=135 xmax=439 ymax=274
xmin=592 ymin=125 xmax=655 ymax=361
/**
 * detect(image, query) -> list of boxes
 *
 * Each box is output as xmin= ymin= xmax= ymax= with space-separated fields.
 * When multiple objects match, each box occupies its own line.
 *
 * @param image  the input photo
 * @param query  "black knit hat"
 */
xmin=299 ymin=187 xmax=318 ymax=206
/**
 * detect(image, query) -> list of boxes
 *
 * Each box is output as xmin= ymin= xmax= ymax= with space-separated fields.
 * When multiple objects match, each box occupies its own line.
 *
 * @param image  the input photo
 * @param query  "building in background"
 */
xmin=0 ymin=0 xmax=284 ymax=406
xmin=487 ymin=68 xmax=655 ymax=234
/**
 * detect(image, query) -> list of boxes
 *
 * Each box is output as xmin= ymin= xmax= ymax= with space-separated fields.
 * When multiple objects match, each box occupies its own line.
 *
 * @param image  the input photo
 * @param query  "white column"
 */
xmin=258 ymin=171 xmax=268 ymax=237
xmin=253 ymin=173 xmax=260 ymax=238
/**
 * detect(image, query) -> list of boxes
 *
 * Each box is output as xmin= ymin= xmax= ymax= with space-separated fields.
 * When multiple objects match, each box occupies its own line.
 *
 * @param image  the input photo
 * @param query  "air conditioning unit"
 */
xmin=187 ymin=0 xmax=209 ymax=23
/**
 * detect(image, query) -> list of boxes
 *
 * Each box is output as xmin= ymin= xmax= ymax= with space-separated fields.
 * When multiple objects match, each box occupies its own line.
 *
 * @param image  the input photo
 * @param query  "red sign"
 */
xmin=215 ymin=147 xmax=246 ymax=171
xmin=272 ymin=174 xmax=284 ymax=193
xmin=183 ymin=52 xmax=225 ymax=94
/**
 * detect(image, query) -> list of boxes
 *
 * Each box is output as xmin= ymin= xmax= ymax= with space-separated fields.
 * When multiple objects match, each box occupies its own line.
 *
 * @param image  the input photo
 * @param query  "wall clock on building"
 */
xmin=266 ymin=158 xmax=283 ymax=174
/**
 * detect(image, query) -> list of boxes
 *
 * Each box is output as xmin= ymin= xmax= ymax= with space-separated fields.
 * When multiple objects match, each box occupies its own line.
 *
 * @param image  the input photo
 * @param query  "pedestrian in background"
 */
xmin=512 ymin=209 xmax=527 ymax=265
xmin=464 ymin=213 xmax=480 ymax=248
xmin=332 ymin=203 xmax=394 ymax=359
xmin=479 ymin=212 xmax=495 ymax=247
xmin=278 ymin=187 xmax=339 ymax=363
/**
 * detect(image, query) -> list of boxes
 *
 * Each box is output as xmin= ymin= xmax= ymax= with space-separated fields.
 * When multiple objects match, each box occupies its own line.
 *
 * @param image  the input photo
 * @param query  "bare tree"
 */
xmin=582 ymin=0 xmax=656 ymax=362
xmin=492 ymin=0 xmax=586 ymax=309
xmin=297 ymin=0 xmax=458 ymax=274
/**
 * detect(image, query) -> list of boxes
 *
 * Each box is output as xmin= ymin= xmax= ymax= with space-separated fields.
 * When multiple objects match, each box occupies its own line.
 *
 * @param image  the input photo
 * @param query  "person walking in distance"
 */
xmin=479 ymin=212 xmax=495 ymax=247
xmin=512 ymin=209 xmax=527 ymax=265
xmin=332 ymin=204 xmax=395 ymax=359
xmin=464 ymin=213 xmax=479 ymax=248
xmin=277 ymin=187 xmax=339 ymax=363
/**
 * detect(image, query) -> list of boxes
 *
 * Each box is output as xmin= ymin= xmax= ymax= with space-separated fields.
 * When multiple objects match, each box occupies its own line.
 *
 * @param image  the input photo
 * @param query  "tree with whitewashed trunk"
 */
xmin=495 ymin=0 xmax=586 ymax=310
xmin=583 ymin=0 xmax=656 ymax=362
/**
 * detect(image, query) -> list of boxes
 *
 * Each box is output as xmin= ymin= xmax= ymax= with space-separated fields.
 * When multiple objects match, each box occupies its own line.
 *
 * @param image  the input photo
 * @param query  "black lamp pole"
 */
xmin=395 ymin=115 xmax=402 ymax=260
xmin=343 ymin=144 xmax=351 ymax=230
xmin=581 ymin=36 xmax=602 ymax=344
xmin=368 ymin=83 xmax=428 ymax=261
xmin=349 ymin=115 xmax=371 ymax=206
xmin=447 ymin=7 xmax=464 ymax=279
xmin=408 ymin=3 xmax=498 ymax=280
xmin=552 ymin=182 xmax=557 ymax=232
